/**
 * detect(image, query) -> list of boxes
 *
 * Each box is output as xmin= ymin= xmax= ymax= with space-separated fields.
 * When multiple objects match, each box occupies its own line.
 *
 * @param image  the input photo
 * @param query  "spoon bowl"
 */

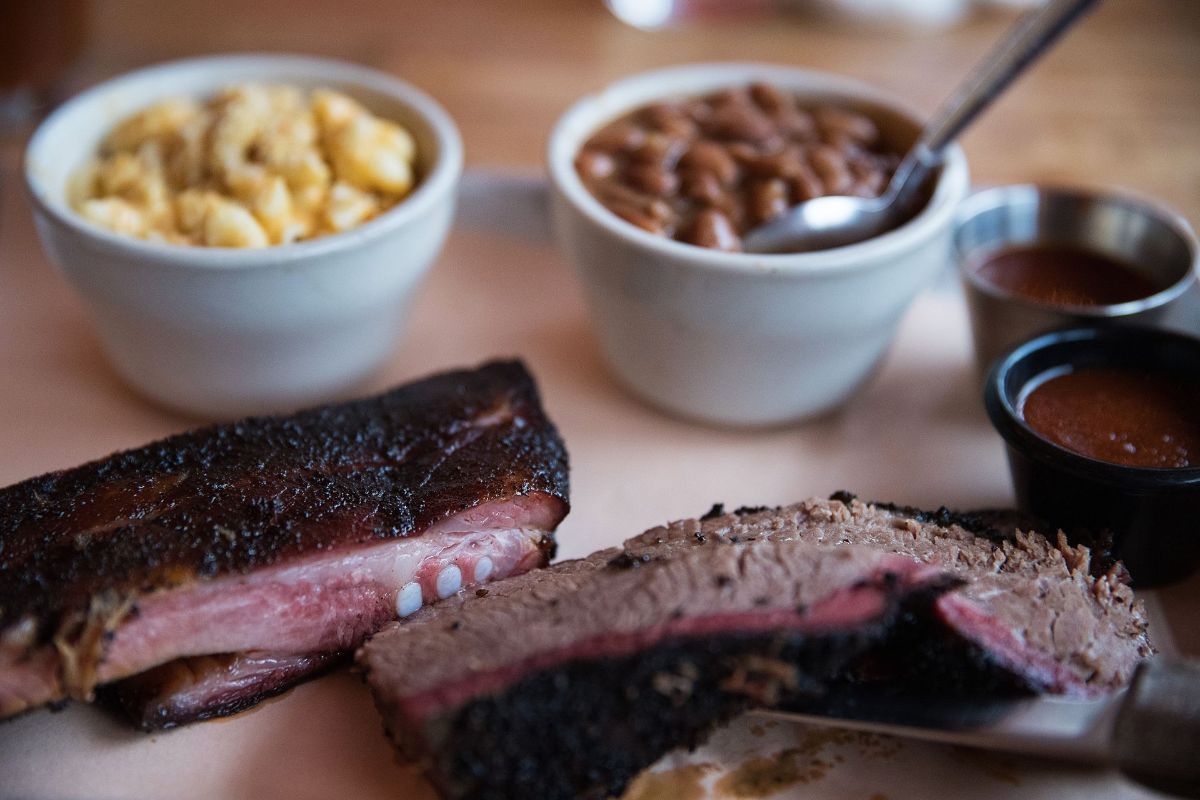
xmin=744 ymin=190 xmax=896 ymax=253
xmin=744 ymin=0 xmax=1100 ymax=255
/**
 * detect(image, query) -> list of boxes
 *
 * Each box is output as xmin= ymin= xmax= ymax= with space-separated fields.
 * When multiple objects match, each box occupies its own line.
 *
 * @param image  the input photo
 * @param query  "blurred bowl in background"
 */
xmin=547 ymin=62 xmax=969 ymax=426
xmin=24 ymin=54 xmax=462 ymax=419
xmin=955 ymin=184 xmax=1198 ymax=375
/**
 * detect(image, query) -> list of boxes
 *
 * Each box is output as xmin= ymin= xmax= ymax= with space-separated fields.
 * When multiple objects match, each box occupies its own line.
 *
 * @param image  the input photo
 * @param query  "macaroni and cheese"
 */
xmin=70 ymin=84 xmax=418 ymax=247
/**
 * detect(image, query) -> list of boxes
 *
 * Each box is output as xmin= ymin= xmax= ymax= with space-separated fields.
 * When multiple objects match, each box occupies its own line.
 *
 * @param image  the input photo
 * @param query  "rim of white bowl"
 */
xmin=547 ymin=62 xmax=970 ymax=274
xmin=24 ymin=53 xmax=463 ymax=270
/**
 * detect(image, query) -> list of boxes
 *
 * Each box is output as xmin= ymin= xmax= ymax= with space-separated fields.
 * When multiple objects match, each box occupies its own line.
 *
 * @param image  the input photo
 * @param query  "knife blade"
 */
xmin=757 ymin=656 xmax=1200 ymax=798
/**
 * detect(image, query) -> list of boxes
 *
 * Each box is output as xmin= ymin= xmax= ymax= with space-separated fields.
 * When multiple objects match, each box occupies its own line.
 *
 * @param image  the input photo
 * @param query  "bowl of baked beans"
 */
xmin=548 ymin=63 xmax=970 ymax=426
xmin=25 ymin=54 xmax=462 ymax=418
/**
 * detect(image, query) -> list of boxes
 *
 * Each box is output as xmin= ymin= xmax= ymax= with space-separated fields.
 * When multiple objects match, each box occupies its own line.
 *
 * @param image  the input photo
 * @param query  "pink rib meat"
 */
xmin=1 ymin=496 xmax=558 ymax=718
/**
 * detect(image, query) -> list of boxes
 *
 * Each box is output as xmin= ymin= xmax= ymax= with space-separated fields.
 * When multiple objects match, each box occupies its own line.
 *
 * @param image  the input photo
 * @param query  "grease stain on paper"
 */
xmin=710 ymin=728 xmax=906 ymax=797
xmin=620 ymin=763 xmax=718 ymax=800
xmin=714 ymin=748 xmax=817 ymax=796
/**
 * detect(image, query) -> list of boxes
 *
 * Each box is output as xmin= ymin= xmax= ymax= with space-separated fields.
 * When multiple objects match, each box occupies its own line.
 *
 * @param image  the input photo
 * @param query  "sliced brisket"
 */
xmin=361 ymin=540 xmax=951 ymax=800
xmin=359 ymin=496 xmax=1149 ymax=800
xmin=0 ymin=360 xmax=569 ymax=723
xmin=668 ymin=497 xmax=1151 ymax=694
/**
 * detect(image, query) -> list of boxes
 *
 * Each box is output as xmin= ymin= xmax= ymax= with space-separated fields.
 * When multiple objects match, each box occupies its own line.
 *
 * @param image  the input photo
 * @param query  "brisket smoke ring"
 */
xmin=0 ymin=360 xmax=569 ymax=725
xmin=359 ymin=496 xmax=1150 ymax=800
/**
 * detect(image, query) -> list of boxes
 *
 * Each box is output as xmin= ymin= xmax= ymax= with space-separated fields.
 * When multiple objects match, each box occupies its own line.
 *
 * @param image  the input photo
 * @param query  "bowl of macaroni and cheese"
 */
xmin=25 ymin=54 xmax=462 ymax=418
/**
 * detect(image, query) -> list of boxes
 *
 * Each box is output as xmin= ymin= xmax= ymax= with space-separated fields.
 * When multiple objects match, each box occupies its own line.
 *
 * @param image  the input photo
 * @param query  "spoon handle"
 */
xmin=894 ymin=0 xmax=1101 ymax=208
xmin=921 ymin=0 xmax=1100 ymax=155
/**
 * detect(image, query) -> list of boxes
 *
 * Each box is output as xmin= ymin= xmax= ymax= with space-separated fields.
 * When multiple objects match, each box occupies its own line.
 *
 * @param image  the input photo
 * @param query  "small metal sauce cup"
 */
xmin=954 ymin=185 xmax=1198 ymax=374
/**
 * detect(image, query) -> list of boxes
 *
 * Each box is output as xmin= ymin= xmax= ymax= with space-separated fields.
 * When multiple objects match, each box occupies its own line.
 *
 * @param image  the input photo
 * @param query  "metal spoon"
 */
xmin=743 ymin=0 xmax=1101 ymax=254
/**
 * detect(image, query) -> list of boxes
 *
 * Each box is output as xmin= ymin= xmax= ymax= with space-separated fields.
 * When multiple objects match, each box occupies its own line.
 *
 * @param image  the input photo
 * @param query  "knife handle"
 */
xmin=1113 ymin=657 xmax=1200 ymax=798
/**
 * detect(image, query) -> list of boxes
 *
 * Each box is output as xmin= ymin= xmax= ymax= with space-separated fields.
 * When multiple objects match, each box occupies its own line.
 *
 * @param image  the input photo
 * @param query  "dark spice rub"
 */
xmin=359 ymin=496 xmax=1149 ymax=800
xmin=0 ymin=360 xmax=569 ymax=721
xmin=575 ymin=82 xmax=902 ymax=251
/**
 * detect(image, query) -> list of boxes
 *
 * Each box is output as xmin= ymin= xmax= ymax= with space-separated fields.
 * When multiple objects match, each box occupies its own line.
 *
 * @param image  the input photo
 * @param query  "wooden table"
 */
xmin=0 ymin=1 xmax=1198 ymax=795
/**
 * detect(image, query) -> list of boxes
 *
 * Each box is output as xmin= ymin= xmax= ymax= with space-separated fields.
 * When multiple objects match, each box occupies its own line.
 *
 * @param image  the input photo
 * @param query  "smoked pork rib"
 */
xmin=101 ymin=652 xmax=346 ymax=729
xmin=0 ymin=360 xmax=569 ymax=723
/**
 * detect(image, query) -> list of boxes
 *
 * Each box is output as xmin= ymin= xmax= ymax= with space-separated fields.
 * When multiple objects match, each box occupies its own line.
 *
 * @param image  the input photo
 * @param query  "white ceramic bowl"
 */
xmin=25 ymin=54 xmax=462 ymax=419
xmin=548 ymin=63 xmax=970 ymax=426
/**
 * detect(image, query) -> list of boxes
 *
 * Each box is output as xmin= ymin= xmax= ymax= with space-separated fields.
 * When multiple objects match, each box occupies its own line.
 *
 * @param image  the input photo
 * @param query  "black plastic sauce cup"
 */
xmin=984 ymin=326 xmax=1200 ymax=587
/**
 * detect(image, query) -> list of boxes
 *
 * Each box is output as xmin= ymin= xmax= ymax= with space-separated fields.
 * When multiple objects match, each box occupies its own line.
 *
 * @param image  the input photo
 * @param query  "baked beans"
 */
xmin=575 ymin=83 xmax=902 ymax=252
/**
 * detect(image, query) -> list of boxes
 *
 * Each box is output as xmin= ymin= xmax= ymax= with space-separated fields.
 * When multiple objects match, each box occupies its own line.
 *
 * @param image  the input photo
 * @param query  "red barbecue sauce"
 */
xmin=1021 ymin=367 xmax=1200 ymax=469
xmin=976 ymin=244 xmax=1158 ymax=307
